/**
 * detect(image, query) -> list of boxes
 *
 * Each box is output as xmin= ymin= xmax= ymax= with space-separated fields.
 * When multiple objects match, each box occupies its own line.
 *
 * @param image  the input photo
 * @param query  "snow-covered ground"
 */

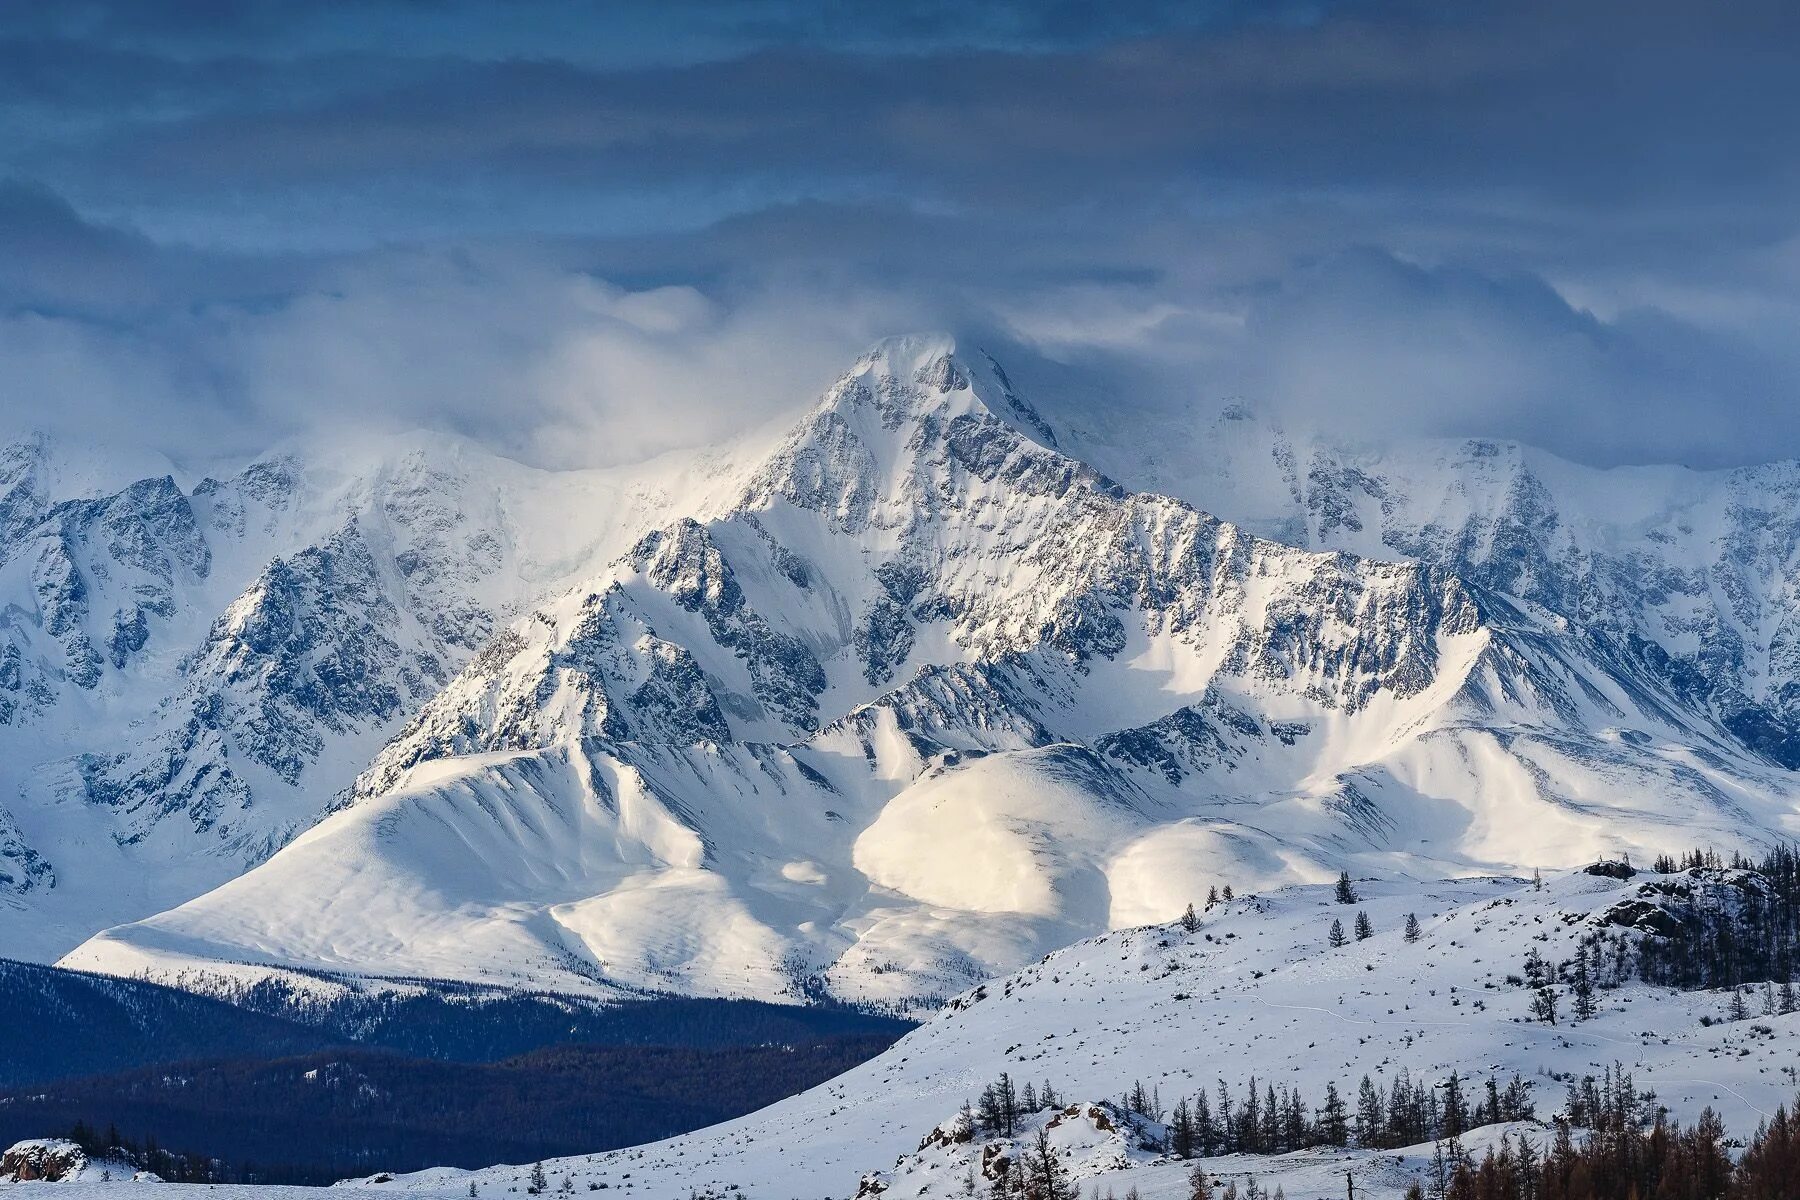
xmin=339 ymin=867 xmax=1798 ymax=1199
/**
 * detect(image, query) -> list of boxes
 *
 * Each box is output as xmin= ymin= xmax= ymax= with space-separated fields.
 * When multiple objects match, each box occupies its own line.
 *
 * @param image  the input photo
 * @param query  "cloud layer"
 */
xmin=2 ymin=1 xmax=1797 ymax=470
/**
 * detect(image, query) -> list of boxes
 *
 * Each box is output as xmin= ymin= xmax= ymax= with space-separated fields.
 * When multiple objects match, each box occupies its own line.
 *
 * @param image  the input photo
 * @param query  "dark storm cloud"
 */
xmin=1 ymin=0 xmax=1796 ymax=469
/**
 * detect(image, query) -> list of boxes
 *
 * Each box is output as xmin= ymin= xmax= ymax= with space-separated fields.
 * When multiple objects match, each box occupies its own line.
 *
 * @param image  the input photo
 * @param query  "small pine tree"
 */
xmin=997 ymin=1073 xmax=1019 ymax=1134
xmin=1329 ymin=918 xmax=1348 ymax=948
xmin=977 ymin=1084 xmax=1004 ymax=1134
xmin=1319 ymin=1081 xmax=1349 ymax=1147
xmin=1181 ymin=902 xmax=1201 ymax=932
xmin=1026 ymin=1127 xmax=1079 ymax=1200
xmin=1335 ymin=870 xmax=1358 ymax=904
xmin=469 ymin=1184 xmax=478 ymax=1198
xmin=1730 ymin=986 xmax=1750 ymax=1022
xmin=1188 ymin=1164 xmax=1214 ymax=1200
xmin=1206 ymin=886 xmax=1220 ymax=908
xmin=1531 ymin=986 xmax=1558 ymax=1025
xmin=1780 ymin=980 xmax=1798 ymax=1015
xmin=1354 ymin=911 xmax=1373 ymax=941
xmin=1171 ymin=1098 xmax=1197 ymax=1159
xmin=1222 ymin=885 xmax=1234 ymax=901
xmin=1572 ymin=951 xmax=1596 ymax=1021
xmin=528 ymin=1163 xmax=547 ymax=1195
xmin=1533 ymin=868 xmax=1543 ymax=891
xmin=1404 ymin=913 xmax=1422 ymax=943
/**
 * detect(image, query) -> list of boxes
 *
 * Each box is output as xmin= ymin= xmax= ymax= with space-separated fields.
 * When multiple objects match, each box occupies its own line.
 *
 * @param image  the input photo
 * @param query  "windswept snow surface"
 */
xmin=368 ymin=869 xmax=1800 ymax=1199
xmin=60 ymin=337 xmax=1800 ymax=1009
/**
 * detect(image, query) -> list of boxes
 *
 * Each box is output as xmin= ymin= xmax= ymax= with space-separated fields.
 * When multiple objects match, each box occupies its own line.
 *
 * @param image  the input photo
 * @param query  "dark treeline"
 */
xmin=207 ymin=973 xmax=914 ymax=1061
xmin=1 ymin=957 xmax=914 ymax=1087
xmin=1502 ymin=848 xmax=1800 ymax=1030
xmin=1632 ymin=846 xmax=1800 ymax=992
xmin=1423 ymin=1100 xmax=1800 ymax=1200
xmin=967 ymin=1068 xmax=1534 ymax=1156
xmin=0 ymin=959 xmax=333 ymax=1088
xmin=970 ymin=1071 xmax=1800 ymax=1200
xmin=60 ymin=1120 xmax=227 ymax=1185
xmin=7 ymin=1037 xmax=902 ymax=1185
xmin=1165 ymin=1069 xmax=1533 ymax=1157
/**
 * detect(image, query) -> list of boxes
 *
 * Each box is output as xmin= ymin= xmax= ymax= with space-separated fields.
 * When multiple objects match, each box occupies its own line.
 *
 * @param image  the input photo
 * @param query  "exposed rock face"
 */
xmin=2 ymin=1139 xmax=90 ymax=1182
xmin=1096 ymin=404 xmax=1800 ymax=773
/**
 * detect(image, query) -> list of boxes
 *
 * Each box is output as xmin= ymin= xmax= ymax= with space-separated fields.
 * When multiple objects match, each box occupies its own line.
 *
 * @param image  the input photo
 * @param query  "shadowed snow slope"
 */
xmin=61 ymin=337 xmax=1800 ymax=1007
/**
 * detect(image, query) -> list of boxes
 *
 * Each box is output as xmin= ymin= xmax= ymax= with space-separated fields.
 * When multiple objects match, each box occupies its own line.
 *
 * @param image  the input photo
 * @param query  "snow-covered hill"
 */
xmin=59 ymin=337 xmax=1800 ymax=1008
xmin=0 ymin=427 xmax=755 ymax=960
xmin=366 ymin=866 xmax=1800 ymax=1199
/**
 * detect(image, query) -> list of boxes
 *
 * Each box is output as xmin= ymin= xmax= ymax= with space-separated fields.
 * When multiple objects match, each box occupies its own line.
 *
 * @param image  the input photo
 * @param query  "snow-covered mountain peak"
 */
xmin=61 ymin=338 xmax=1800 ymax=1009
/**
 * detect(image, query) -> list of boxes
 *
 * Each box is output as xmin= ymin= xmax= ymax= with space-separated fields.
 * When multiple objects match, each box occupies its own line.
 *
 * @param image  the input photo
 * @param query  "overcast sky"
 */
xmin=3 ymin=0 xmax=1798 ymax=469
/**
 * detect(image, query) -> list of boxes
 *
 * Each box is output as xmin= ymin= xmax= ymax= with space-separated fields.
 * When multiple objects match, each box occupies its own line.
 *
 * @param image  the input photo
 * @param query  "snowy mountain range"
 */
xmin=7 ymin=333 xmax=1787 ymax=1010
xmin=0 ymin=425 xmax=748 ymax=961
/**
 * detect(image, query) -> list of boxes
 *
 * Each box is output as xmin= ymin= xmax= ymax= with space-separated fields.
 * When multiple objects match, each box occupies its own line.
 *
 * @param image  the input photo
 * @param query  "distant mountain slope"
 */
xmin=63 ymin=338 xmax=1800 ymax=1010
xmin=0 ymin=1037 xmax=904 ymax=1185
xmin=1 ymin=951 xmax=911 ymax=1084
xmin=0 ymin=958 xmax=331 ymax=1086
xmin=0 ymin=428 xmax=753 ymax=960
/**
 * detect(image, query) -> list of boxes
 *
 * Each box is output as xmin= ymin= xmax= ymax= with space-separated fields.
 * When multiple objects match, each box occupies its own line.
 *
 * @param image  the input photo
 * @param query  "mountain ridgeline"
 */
xmin=42 ymin=336 xmax=1800 ymax=1014
xmin=0 ymin=334 xmax=1795 ymax=1013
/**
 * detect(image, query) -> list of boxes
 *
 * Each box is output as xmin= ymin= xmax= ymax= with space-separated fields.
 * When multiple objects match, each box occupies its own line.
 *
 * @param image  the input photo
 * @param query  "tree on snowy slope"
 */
xmin=1336 ymin=872 xmax=1358 ymax=904
xmin=1171 ymin=1098 xmax=1198 ymax=1159
xmin=1318 ymin=1082 xmax=1350 ymax=1147
xmin=1024 ymin=1128 xmax=1078 ymax=1200
xmin=977 ymin=1073 xmax=1021 ymax=1136
xmin=1126 ymin=1079 xmax=1163 ymax=1121
xmin=1329 ymin=919 xmax=1348 ymax=948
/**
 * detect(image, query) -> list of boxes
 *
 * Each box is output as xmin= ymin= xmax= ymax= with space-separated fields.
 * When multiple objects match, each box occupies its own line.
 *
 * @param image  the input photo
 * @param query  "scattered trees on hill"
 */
xmin=973 ymin=1073 xmax=1068 ymax=1138
xmin=1157 ymin=1070 xmax=1531 ymax=1158
xmin=1633 ymin=845 xmax=1800 ymax=991
xmin=1436 ymin=1100 xmax=1800 ymax=1200
xmin=965 ymin=1067 xmax=1800 ymax=1199
xmin=1505 ymin=847 xmax=1800 ymax=1029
